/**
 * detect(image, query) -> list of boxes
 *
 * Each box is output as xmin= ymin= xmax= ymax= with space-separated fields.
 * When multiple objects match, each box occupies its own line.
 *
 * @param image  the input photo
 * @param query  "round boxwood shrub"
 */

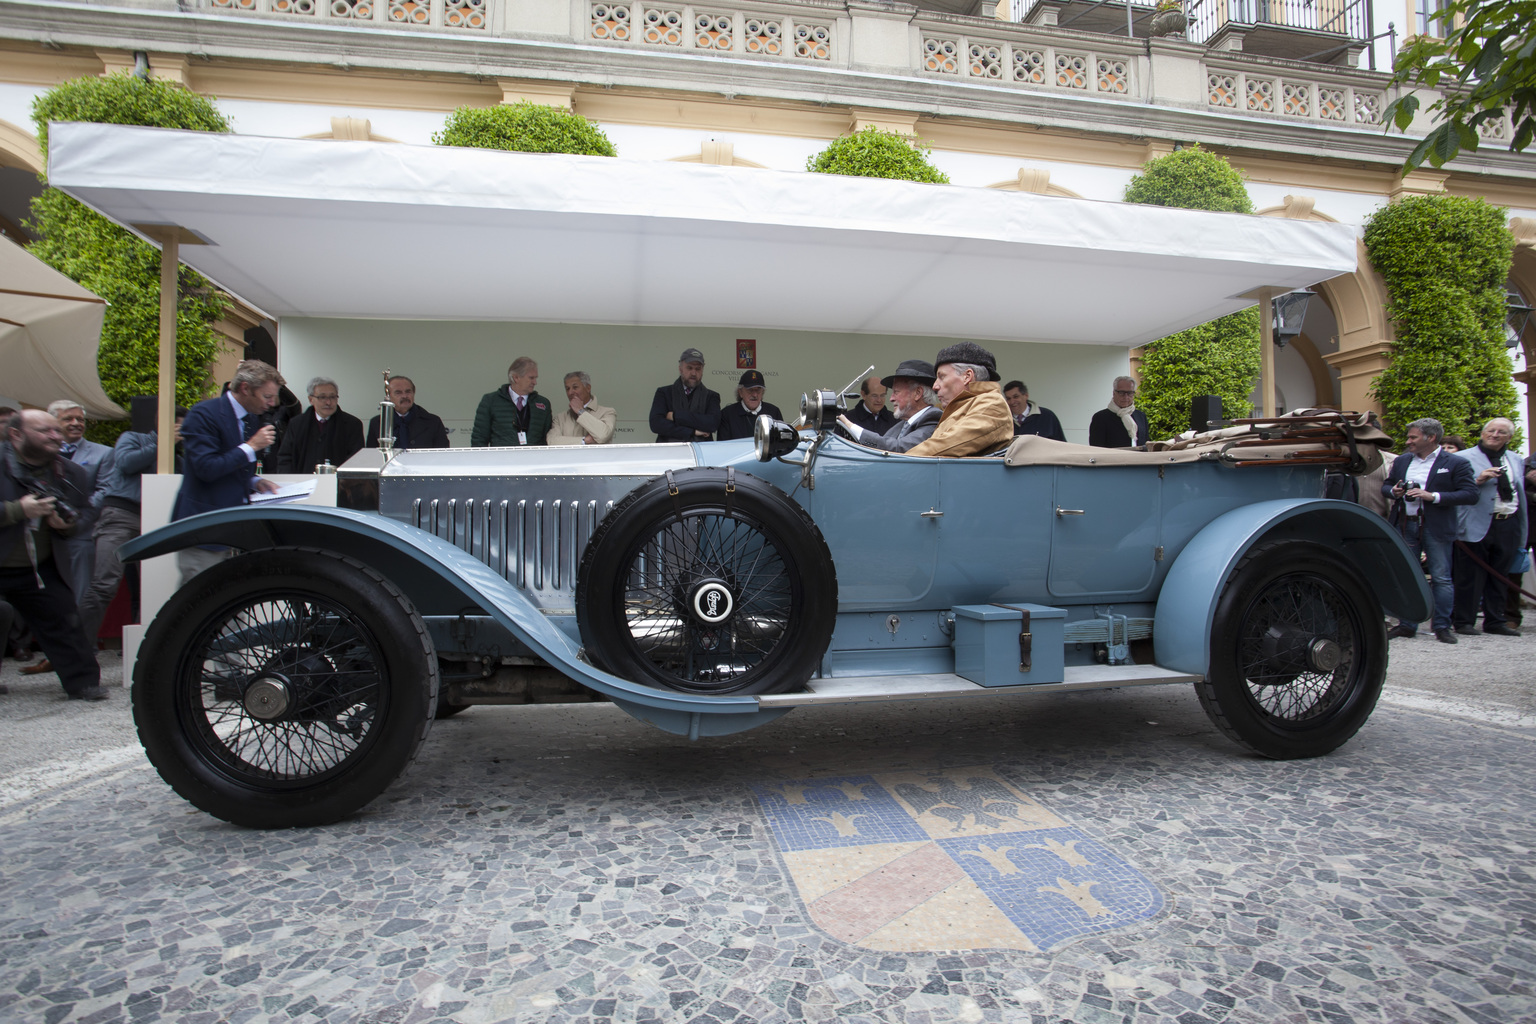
xmin=1124 ymin=146 xmax=1259 ymax=440
xmin=806 ymin=126 xmax=949 ymax=184
xmin=1364 ymin=194 xmax=1518 ymax=445
xmin=432 ymin=102 xmax=617 ymax=156
xmin=1123 ymin=144 xmax=1254 ymax=214
xmin=28 ymin=73 xmax=232 ymax=441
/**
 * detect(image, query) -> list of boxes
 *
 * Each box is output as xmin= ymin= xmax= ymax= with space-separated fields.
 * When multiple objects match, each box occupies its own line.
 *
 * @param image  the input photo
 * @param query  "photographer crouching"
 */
xmin=1 ymin=410 xmax=107 ymax=701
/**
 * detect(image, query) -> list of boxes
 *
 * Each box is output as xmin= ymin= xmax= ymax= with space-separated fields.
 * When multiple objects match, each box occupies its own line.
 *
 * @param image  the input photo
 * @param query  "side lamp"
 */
xmin=1271 ymin=288 xmax=1315 ymax=347
xmin=1505 ymin=290 xmax=1533 ymax=349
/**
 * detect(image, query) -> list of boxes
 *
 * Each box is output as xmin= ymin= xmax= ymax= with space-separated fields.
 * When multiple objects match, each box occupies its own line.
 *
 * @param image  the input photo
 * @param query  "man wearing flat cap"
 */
xmin=650 ymin=347 xmax=722 ymax=443
xmin=838 ymin=359 xmax=942 ymax=454
xmin=717 ymin=370 xmax=784 ymax=441
xmin=906 ymin=342 xmax=1015 ymax=458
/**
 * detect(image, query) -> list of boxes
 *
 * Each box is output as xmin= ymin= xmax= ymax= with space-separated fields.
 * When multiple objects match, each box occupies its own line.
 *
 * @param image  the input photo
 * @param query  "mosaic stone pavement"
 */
xmin=1 ymin=683 xmax=1534 ymax=1023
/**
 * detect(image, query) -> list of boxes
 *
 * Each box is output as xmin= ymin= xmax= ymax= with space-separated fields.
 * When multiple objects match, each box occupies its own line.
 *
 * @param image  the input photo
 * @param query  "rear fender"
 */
xmin=1154 ymin=499 xmax=1430 ymax=676
xmin=120 ymin=506 xmax=789 ymax=735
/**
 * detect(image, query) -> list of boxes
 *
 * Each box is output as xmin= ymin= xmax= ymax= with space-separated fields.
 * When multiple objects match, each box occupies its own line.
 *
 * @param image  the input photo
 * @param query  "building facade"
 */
xmin=0 ymin=0 xmax=1533 ymax=440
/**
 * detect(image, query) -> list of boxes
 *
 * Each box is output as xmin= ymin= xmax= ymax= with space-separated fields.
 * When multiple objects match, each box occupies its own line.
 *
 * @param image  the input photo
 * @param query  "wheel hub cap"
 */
xmin=690 ymin=580 xmax=734 ymax=625
xmin=1306 ymin=637 xmax=1342 ymax=673
xmin=244 ymin=676 xmax=292 ymax=720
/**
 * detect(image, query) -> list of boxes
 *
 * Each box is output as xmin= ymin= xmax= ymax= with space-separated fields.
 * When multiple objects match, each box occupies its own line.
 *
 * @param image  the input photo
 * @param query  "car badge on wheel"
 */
xmin=692 ymin=581 xmax=734 ymax=624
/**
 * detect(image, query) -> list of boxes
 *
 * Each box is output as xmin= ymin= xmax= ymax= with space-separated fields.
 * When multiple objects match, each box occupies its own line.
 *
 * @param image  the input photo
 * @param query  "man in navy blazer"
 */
xmin=172 ymin=359 xmax=282 ymax=585
xmin=1453 ymin=417 xmax=1527 ymax=635
xmin=1381 ymin=417 xmax=1479 ymax=643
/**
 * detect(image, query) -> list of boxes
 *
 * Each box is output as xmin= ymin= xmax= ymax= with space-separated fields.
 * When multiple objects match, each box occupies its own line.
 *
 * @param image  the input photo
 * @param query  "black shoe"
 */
xmin=1454 ymin=625 xmax=1480 ymax=636
xmin=0 ymin=684 xmax=8 ymax=695
xmin=1386 ymin=623 xmax=1417 ymax=639
xmin=1435 ymin=629 xmax=1459 ymax=644
xmin=66 ymin=686 xmax=111 ymax=702
xmin=1483 ymin=623 xmax=1521 ymax=636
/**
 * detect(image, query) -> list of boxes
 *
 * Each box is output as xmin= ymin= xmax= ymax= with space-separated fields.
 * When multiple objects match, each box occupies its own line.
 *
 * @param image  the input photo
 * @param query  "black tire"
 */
xmin=1197 ymin=540 xmax=1386 ymax=759
xmin=133 ymin=548 xmax=438 ymax=828
xmin=576 ymin=468 xmax=836 ymax=696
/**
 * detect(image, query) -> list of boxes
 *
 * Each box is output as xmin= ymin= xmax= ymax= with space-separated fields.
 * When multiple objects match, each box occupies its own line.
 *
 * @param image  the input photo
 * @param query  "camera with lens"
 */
xmin=23 ymin=479 xmax=79 ymax=524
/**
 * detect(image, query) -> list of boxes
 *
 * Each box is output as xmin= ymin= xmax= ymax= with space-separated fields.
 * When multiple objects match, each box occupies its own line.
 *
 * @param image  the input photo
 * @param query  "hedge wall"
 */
xmin=806 ymin=127 xmax=949 ymax=184
xmin=433 ymin=103 xmax=617 ymax=157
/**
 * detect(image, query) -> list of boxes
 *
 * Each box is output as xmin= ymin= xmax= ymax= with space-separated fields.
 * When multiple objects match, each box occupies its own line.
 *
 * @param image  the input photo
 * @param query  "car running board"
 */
xmin=756 ymin=664 xmax=1203 ymax=707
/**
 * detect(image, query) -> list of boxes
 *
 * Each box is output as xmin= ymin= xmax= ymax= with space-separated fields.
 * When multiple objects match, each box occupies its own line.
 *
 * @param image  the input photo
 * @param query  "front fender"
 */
xmin=121 ymin=506 xmax=784 ymax=731
xmin=1153 ymin=499 xmax=1430 ymax=676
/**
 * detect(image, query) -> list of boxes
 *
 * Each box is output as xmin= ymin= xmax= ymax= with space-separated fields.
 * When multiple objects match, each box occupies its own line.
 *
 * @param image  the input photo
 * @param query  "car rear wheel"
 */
xmin=576 ymin=469 xmax=836 ymax=696
xmin=1197 ymin=540 xmax=1385 ymax=759
xmin=134 ymin=548 xmax=438 ymax=828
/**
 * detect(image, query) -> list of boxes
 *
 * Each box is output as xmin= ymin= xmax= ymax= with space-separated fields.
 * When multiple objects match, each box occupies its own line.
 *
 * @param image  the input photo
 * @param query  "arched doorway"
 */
xmin=1256 ymin=196 xmax=1395 ymax=415
xmin=0 ymin=117 xmax=44 ymax=243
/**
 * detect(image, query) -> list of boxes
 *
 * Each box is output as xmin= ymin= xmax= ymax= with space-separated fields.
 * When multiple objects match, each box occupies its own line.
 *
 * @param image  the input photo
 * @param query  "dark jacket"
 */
xmin=173 ymin=395 xmax=262 ymax=521
xmin=472 ymin=387 xmax=552 ymax=447
xmin=1381 ymin=449 xmax=1478 ymax=542
xmin=1 ymin=449 xmax=89 ymax=584
xmin=846 ymin=402 xmax=896 ymax=435
xmin=859 ymin=405 xmax=941 ymax=453
xmin=1089 ymin=407 xmax=1150 ymax=448
xmin=717 ymin=401 xmax=784 ymax=442
xmin=366 ymin=405 xmax=450 ymax=450
xmin=1014 ymin=404 xmax=1066 ymax=442
xmin=650 ymin=381 xmax=722 ymax=442
xmin=275 ymin=407 xmax=364 ymax=473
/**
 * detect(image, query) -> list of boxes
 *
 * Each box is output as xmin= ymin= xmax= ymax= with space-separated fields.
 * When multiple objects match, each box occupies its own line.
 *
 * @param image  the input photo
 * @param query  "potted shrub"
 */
xmin=1150 ymin=0 xmax=1187 ymax=37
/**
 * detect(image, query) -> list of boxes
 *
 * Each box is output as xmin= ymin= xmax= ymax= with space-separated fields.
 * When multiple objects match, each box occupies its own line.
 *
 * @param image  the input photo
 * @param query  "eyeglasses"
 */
xmin=1114 ymin=389 xmax=1136 ymax=396
xmin=311 ymin=393 xmax=339 ymax=401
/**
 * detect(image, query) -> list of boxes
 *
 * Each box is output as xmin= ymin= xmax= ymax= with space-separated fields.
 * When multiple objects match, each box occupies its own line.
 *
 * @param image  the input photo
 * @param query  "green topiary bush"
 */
xmin=432 ymin=102 xmax=617 ymax=156
xmin=1123 ymin=144 xmax=1254 ymax=214
xmin=805 ymin=126 xmax=949 ymax=184
xmin=1364 ymin=194 xmax=1519 ymax=446
xmin=1124 ymin=146 xmax=1259 ymax=440
xmin=28 ymin=73 xmax=233 ymax=438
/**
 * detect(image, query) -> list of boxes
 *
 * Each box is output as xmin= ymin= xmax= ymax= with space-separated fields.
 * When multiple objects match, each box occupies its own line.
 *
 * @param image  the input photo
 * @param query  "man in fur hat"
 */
xmin=905 ymin=343 xmax=1014 ymax=459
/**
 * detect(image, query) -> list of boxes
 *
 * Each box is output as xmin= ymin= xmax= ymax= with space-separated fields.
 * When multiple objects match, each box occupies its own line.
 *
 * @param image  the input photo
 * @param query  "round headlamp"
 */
xmin=754 ymin=413 xmax=801 ymax=462
xmin=799 ymin=390 xmax=841 ymax=432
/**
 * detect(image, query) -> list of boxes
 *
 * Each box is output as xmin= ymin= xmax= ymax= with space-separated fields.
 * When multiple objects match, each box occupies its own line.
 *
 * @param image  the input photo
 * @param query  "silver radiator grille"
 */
xmin=411 ymin=495 xmax=616 ymax=596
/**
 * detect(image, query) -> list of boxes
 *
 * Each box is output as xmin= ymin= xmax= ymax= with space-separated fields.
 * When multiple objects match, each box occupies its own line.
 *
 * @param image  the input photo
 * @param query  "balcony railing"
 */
xmin=1190 ymin=0 xmax=1372 ymax=47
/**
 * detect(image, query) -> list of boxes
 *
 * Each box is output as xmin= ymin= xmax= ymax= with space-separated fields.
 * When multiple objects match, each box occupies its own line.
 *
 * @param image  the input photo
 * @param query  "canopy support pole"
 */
xmin=1242 ymin=286 xmax=1280 ymax=419
xmin=156 ymin=234 xmax=178 ymax=475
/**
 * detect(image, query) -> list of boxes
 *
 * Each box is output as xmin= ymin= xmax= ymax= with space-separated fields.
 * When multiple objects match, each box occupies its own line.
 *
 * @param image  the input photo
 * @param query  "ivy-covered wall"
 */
xmin=1364 ymin=194 xmax=1518 ymax=445
xmin=1123 ymin=147 xmax=1261 ymax=441
xmin=28 ymin=73 xmax=233 ymax=441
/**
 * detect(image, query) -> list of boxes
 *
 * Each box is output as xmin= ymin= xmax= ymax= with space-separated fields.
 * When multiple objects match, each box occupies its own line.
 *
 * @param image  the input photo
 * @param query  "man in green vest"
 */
xmin=472 ymin=356 xmax=553 ymax=447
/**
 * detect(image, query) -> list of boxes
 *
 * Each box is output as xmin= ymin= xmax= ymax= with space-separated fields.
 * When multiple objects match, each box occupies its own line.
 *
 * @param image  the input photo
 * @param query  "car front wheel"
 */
xmin=1197 ymin=540 xmax=1386 ymax=759
xmin=133 ymin=548 xmax=438 ymax=828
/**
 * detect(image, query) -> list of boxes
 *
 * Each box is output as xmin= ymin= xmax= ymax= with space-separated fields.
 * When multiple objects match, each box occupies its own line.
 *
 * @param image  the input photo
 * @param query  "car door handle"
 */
xmin=920 ymin=509 xmax=944 ymax=518
xmin=1055 ymin=507 xmax=1086 ymax=517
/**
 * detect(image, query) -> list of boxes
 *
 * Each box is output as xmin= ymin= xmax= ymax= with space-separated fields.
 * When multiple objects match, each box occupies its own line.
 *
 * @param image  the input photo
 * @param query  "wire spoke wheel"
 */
xmin=135 ymin=549 xmax=437 ymax=828
xmin=184 ymin=593 xmax=388 ymax=785
xmin=578 ymin=469 xmax=836 ymax=696
xmin=1198 ymin=540 xmax=1385 ymax=759
xmin=1233 ymin=572 xmax=1359 ymax=724
xmin=619 ymin=510 xmax=793 ymax=688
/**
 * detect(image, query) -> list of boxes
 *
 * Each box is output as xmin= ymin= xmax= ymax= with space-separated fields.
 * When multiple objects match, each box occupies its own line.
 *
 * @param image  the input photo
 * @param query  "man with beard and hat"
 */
xmin=650 ymin=348 xmax=721 ymax=443
xmin=717 ymin=370 xmax=784 ymax=441
xmin=1453 ymin=417 xmax=1527 ymax=636
xmin=905 ymin=343 xmax=1014 ymax=458
xmin=0 ymin=410 xmax=108 ymax=700
xmin=837 ymin=359 xmax=942 ymax=453
xmin=1089 ymin=376 xmax=1151 ymax=448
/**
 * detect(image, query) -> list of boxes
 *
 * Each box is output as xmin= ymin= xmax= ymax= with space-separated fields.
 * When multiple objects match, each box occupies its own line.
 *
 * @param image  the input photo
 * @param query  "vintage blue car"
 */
xmin=122 ymin=402 xmax=1428 ymax=829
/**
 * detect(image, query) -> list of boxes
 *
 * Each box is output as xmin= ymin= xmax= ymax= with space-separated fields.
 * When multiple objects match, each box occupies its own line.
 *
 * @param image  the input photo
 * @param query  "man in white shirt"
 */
xmin=1381 ymin=417 xmax=1478 ymax=643
xmin=547 ymin=371 xmax=618 ymax=445
xmin=1453 ymin=417 xmax=1528 ymax=635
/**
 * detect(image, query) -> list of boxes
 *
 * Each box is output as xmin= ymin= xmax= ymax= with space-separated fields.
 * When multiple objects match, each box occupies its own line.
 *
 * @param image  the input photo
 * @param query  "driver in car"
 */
xmin=837 ymin=359 xmax=942 ymax=453
xmin=906 ymin=342 xmax=1015 ymax=458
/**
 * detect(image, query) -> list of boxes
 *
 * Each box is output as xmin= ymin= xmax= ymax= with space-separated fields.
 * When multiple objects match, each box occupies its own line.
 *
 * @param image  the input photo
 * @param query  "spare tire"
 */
xmin=576 ymin=468 xmax=836 ymax=696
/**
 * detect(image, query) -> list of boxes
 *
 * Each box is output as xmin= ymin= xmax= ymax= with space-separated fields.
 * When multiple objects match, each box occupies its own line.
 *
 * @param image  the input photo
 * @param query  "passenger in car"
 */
xmin=905 ymin=343 xmax=1015 ymax=458
xmin=838 ymin=359 xmax=941 ymax=453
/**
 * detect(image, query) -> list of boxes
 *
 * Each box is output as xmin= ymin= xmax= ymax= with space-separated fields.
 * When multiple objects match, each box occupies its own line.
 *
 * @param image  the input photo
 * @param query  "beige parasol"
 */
xmin=0 ymin=233 xmax=125 ymax=419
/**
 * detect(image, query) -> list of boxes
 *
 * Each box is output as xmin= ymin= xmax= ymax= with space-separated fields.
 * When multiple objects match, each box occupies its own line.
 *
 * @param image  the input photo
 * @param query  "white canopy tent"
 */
xmin=0 ymin=233 xmax=124 ymax=420
xmin=44 ymin=123 xmax=1358 ymax=350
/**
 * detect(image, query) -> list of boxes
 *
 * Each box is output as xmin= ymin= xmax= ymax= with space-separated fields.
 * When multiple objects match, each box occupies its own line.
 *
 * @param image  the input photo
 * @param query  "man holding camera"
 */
xmin=0 ymin=410 xmax=107 ymax=700
xmin=1453 ymin=417 xmax=1527 ymax=636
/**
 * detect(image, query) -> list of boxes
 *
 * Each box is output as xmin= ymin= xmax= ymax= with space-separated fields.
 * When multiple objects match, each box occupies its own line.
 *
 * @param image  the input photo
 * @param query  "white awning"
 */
xmin=45 ymin=122 xmax=1358 ymax=348
xmin=0 ymin=233 xmax=124 ymax=420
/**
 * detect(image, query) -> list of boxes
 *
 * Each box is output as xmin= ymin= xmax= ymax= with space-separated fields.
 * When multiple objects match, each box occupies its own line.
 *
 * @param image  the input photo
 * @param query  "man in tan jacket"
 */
xmin=548 ymin=371 xmax=618 ymax=445
xmin=907 ymin=342 xmax=1015 ymax=459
